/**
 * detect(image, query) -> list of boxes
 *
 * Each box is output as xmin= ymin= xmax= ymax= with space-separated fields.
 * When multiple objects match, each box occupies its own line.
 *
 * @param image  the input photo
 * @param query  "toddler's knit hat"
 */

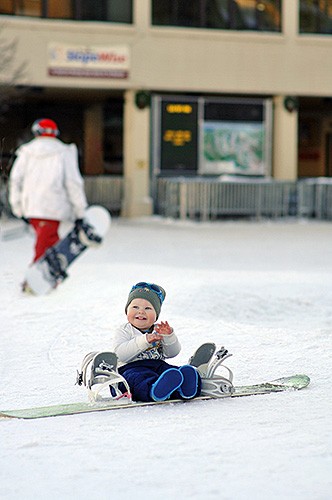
xmin=125 ymin=282 xmax=166 ymax=319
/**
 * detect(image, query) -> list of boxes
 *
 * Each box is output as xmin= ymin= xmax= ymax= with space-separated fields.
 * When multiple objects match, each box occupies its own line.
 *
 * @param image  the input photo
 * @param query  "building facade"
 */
xmin=1 ymin=1 xmax=332 ymax=216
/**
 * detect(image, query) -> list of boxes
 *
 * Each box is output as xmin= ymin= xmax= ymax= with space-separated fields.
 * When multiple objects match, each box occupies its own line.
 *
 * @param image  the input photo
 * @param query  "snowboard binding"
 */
xmin=189 ymin=343 xmax=234 ymax=397
xmin=77 ymin=351 xmax=132 ymax=403
xmin=44 ymin=247 xmax=68 ymax=282
xmin=74 ymin=219 xmax=102 ymax=247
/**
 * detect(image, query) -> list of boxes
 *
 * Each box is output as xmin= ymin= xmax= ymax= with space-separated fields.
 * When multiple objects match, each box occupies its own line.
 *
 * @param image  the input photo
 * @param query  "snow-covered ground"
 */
xmin=1 ymin=216 xmax=331 ymax=500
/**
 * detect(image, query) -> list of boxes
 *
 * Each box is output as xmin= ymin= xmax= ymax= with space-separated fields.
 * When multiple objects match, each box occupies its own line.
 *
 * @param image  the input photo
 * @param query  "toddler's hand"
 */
xmin=146 ymin=331 xmax=163 ymax=343
xmin=154 ymin=321 xmax=173 ymax=335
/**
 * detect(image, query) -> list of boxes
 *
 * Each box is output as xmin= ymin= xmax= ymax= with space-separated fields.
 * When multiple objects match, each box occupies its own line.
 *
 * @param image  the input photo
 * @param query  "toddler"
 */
xmin=112 ymin=282 xmax=201 ymax=402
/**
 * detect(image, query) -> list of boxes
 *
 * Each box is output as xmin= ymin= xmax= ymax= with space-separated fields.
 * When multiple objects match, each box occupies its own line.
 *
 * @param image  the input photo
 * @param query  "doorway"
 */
xmin=325 ymin=133 xmax=332 ymax=177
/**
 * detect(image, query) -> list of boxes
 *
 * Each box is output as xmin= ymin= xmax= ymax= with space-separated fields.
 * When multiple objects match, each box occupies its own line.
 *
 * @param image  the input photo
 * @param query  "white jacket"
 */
xmin=9 ymin=137 xmax=87 ymax=221
xmin=112 ymin=322 xmax=181 ymax=367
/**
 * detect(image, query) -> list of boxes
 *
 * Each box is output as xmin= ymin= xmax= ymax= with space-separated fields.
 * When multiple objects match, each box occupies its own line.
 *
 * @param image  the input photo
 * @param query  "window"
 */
xmin=78 ymin=0 xmax=132 ymax=23
xmin=152 ymin=96 xmax=272 ymax=176
xmin=47 ymin=0 xmax=73 ymax=19
xmin=202 ymin=99 xmax=269 ymax=176
xmin=103 ymin=100 xmax=124 ymax=175
xmin=0 ymin=0 xmax=42 ymax=17
xmin=152 ymin=0 xmax=282 ymax=32
xmin=300 ymin=0 xmax=332 ymax=34
xmin=0 ymin=0 xmax=133 ymax=23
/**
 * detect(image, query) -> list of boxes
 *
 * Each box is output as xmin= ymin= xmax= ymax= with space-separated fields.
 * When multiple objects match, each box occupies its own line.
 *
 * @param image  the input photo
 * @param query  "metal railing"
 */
xmin=84 ymin=175 xmax=123 ymax=214
xmin=156 ymin=177 xmax=297 ymax=220
xmin=3 ymin=174 xmax=332 ymax=221
xmin=315 ymin=182 xmax=332 ymax=219
xmin=297 ymin=178 xmax=332 ymax=220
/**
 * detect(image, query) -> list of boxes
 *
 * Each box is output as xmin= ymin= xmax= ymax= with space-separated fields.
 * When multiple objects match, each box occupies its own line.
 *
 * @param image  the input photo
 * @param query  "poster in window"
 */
xmin=201 ymin=121 xmax=265 ymax=176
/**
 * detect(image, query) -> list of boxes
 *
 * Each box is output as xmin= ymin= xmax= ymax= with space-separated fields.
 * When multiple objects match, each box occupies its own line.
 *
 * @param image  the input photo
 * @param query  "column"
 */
xmin=121 ymin=89 xmax=153 ymax=217
xmin=273 ymin=95 xmax=298 ymax=181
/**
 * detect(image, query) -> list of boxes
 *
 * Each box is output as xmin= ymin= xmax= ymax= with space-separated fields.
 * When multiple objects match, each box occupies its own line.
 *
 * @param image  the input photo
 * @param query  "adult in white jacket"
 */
xmin=9 ymin=118 xmax=87 ymax=262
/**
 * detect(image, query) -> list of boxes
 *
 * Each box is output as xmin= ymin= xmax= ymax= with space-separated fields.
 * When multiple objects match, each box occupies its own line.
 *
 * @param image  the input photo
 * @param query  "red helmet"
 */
xmin=31 ymin=118 xmax=59 ymax=137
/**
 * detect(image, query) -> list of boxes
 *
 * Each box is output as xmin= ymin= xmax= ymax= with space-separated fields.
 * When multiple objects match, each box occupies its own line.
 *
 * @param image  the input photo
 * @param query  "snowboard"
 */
xmin=0 ymin=374 xmax=310 ymax=420
xmin=24 ymin=205 xmax=111 ymax=295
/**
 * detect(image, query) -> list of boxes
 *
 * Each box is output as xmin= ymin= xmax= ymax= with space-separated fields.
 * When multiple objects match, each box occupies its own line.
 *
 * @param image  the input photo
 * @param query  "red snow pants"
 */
xmin=29 ymin=219 xmax=60 ymax=262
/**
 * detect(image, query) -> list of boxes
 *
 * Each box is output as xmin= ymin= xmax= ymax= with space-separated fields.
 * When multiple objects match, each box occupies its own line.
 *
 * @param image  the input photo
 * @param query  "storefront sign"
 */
xmin=48 ymin=43 xmax=130 ymax=78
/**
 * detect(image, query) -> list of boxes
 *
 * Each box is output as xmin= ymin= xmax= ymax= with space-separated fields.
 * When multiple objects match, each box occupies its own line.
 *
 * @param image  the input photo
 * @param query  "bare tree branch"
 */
xmin=0 ymin=25 xmax=28 ymax=213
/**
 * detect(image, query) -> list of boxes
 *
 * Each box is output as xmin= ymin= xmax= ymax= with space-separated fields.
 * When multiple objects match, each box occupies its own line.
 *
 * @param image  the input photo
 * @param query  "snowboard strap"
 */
xmin=77 ymin=352 xmax=132 ymax=403
xmin=201 ymin=376 xmax=234 ymax=397
xmin=188 ymin=342 xmax=216 ymax=377
xmin=206 ymin=347 xmax=234 ymax=381
xmin=76 ymin=351 xmax=98 ymax=387
xmin=75 ymin=220 xmax=102 ymax=247
xmin=189 ymin=344 xmax=235 ymax=398
xmin=44 ymin=247 xmax=68 ymax=281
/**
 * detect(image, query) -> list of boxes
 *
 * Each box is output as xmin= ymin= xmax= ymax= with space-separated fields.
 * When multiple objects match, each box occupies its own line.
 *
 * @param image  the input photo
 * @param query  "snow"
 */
xmin=1 ymin=216 xmax=332 ymax=500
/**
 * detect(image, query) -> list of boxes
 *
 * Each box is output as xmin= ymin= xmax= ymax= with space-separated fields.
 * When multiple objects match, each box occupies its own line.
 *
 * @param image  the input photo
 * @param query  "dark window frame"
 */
xmin=151 ymin=0 xmax=282 ymax=33
xmin=299 ymin=0 xmax=332 ymax=34
xmin=0 ymin=0 xmax=133 ymax=23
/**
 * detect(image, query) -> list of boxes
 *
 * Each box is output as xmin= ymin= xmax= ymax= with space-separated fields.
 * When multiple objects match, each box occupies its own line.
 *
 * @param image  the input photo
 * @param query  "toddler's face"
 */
xmin=127 ymin=298 xmax=157 ymax=330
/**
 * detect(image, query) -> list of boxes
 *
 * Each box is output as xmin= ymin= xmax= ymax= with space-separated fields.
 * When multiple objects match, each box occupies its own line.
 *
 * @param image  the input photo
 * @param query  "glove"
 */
xmin=74 ymin=219 xmax=84 ymax=229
